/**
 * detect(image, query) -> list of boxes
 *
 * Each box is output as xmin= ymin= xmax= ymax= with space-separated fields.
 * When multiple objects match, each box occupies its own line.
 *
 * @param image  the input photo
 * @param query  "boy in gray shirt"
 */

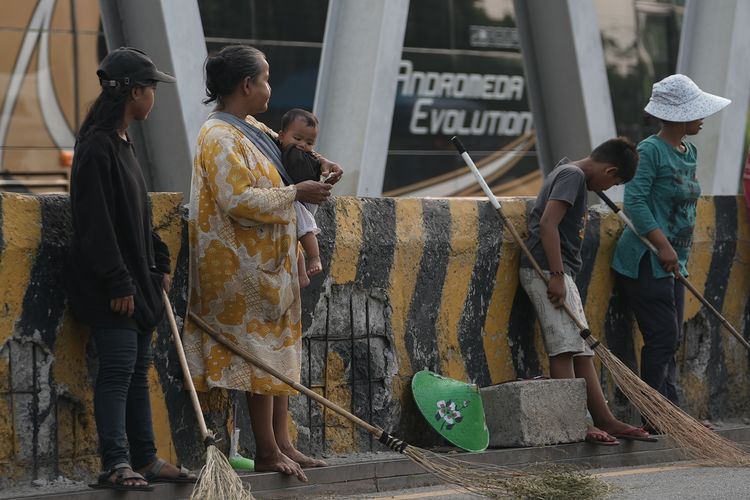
xmin=519 ymin=138 xmax=654 ymax=445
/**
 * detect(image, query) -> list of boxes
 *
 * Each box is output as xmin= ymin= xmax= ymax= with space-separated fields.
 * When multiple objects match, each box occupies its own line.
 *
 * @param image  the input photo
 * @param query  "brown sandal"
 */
xmin=89 ymin=463 xmax=154 ymax=491
xmin=140 ymin=457 xmax=197 ymax=484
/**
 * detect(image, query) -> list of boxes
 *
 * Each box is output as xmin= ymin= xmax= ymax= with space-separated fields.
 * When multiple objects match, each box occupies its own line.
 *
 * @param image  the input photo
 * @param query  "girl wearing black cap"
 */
xmin=67 ymin=47 xmax=195 ymax=490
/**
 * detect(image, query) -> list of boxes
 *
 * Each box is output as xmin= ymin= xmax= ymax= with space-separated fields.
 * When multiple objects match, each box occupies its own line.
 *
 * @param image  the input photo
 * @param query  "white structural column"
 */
xmin=99 ymin=0 xmax=209 ymax=195
xmin=677 ymin=0 xmax=750 ymax=195
xmin=313 ymin=0 xmax=410 ymax=197
xmin=513 ymin=0 xmax=618 ymax=196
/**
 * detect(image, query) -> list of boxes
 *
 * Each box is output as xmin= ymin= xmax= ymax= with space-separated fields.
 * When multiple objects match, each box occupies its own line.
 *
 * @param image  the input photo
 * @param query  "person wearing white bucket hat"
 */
xmin=612 ymin=74 xmax=730 ymax=430
xmin=644 ymin=74 xmax=730 ymax=123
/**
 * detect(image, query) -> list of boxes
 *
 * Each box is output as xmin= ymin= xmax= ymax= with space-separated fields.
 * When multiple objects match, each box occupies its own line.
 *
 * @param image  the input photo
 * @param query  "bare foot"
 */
xmin=299 ymin=272 xmax=311 ymax=288
xmin=255 ymin=451 xmax=308 ymax=482
xmin=280 ymin=445 xmax=327 ymax=468
xmin=585 ymin=426 xmax=619 ymax=445
xmin=306 ymin=255 xmax=322 ymax=277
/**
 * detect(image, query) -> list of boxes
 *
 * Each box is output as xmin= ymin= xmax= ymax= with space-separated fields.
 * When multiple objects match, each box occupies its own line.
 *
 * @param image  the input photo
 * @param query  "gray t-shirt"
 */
xmin=520 ymin=160 xmax=587 ymax=275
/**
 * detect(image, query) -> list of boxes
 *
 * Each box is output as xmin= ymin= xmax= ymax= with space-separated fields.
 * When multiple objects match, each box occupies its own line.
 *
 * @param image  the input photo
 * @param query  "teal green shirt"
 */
xmin=611 ymin=135 xmax=700 ymax=279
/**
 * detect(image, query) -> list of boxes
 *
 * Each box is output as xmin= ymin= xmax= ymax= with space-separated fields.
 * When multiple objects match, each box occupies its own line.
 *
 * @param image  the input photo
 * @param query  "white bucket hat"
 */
xmin=644 ymin=74 xmax=730 ymax=122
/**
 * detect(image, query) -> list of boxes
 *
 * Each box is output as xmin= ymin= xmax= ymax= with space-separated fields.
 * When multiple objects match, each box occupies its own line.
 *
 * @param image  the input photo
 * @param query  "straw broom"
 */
xmin=188 ymin=311 xmax=571 ymax=497
xmin=162 ymin=291 xmax=254 ymax=500
xmin=595 ymin=190 xmax=750 ymax=353
xmin=450 ymin=136 xmax=750 ymax=466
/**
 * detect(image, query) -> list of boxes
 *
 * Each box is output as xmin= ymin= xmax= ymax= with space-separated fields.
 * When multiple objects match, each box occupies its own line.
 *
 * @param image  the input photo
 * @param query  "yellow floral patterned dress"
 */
xmin=182 ymin=116 xmax=301 ymax=395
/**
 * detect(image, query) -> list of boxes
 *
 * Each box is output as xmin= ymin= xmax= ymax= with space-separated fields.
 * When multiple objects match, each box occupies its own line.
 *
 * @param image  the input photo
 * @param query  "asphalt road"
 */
xmin=311 ymin=462 xmax=750 ymax=499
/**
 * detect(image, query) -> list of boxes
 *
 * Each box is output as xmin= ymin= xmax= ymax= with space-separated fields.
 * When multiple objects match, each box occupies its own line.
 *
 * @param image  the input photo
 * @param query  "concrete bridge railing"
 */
xmin=1 ymin=193 xmax=748 ymax=486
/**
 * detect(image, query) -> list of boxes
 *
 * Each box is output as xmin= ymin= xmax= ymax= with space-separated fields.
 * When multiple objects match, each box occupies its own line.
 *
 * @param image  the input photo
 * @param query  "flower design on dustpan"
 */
xmin=435 ymin=400 xmax=469 ymax=430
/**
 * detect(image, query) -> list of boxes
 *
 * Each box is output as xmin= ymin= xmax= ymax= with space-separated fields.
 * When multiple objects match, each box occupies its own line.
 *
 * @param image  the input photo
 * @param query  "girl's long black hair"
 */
xmin=76 ymin=71 xmax=151 ymax=143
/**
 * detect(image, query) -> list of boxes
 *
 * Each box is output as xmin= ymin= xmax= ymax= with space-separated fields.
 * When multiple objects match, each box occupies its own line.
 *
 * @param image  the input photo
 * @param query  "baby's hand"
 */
xmin=319 ymin=157 xmax=343 ymax=185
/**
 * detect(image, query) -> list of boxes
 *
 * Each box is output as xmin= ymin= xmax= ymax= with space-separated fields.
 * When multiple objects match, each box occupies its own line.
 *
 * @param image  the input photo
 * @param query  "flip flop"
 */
xmin=89 ymin=464 xmax=154 ymax=491
xmin=611 ymin=426 xmax=659 ymax=443
xmin=140 ymin=457 xmax=197 ymax=484
xmin=585 ymin=430 xmax=620 ymax=446
xmin=641 ymin=423 xmax=658 ymax=434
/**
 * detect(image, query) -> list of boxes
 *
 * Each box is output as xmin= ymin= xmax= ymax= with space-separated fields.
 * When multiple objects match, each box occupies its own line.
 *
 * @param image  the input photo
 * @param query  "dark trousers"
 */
xmin=92 ymin=328 xmax=157 ymax=471
xmin=617 ymin=256 xmax=684 ymax=405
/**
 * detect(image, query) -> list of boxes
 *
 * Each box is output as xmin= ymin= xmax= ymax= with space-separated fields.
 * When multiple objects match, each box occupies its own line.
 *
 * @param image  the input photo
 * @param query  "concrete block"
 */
xmin=326 ymin=286 xmax=353 ymax=340
xmin=352 ymin=337 xmax=388 ymax=382
xmin=0 ymin=347 xmax=10 ymax=393
xmin=305 ymin=339 xmax=328 ymax=387
xmin=481 ymin=379 xmax=587 ymax=447
xmin=10 ymin=340 xmax=35 ymax=393
xmin=0 ymin=395 xmax=13 ymax=461
xmin=12 ymin=393 xmax=34 ymax=462
xmin=351 ymin=291 xmax=367 ymax=338
xmin=367 ymin=294 xmax=386 ymax=337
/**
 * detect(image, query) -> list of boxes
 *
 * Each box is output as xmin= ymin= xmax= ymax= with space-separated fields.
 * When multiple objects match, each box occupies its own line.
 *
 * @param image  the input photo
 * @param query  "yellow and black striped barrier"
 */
xmin=0 ymin=193 xmax=748 ymax=486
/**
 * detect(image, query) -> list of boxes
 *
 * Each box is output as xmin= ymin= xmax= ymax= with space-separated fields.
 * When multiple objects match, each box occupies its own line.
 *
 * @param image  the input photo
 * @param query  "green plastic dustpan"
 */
xmin=411 ymin=370 xmax=489 ymax=452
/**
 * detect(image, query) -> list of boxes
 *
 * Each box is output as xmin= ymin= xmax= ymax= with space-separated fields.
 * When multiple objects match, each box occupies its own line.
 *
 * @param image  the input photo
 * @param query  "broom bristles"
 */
xmin=592 ymin=343 xmax=750 ymax=466
xmin=404 ymin=445 xmax=612 ymax=498
xmin=190 ymin=444 xmax=254 ymax=500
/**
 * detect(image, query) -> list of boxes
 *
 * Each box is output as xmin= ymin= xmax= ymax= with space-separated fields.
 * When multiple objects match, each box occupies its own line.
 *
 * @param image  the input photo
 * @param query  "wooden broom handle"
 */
xmin=677 ymin=274 xmax=750 ymax=351
xmin=497 ymin=210 xmax=588 ymax=331
xmin=162 ymin=291 xmax=211 ymax=441
xmin=187 ymin=311 xmax=383 ymax=438
xmin=595 ymin=191 xmax=750 ymax=352
xmin=451 ymin=136 xmax=588 ymax=332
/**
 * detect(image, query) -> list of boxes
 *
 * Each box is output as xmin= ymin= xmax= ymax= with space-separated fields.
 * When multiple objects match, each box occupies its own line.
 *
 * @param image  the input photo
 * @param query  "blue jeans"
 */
xmin=92 ymin=328 xmax=157 ymax=471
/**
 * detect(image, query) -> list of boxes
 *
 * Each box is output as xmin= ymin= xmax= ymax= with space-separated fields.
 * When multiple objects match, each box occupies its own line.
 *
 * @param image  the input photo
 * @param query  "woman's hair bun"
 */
xmin=203 ymin=45 xmax=265 ymax=105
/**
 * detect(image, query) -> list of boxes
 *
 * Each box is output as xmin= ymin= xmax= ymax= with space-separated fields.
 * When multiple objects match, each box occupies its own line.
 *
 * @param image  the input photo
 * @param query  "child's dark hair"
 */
xmin=281 ymin=108 xmax=318 ymax=131
xmin=590 ymin=136 xmax=639 ymax=182
xmin=76 ymin=74 xmax=154 ymax=142
xmin=204 ymin=45 xmax=265 ymax=105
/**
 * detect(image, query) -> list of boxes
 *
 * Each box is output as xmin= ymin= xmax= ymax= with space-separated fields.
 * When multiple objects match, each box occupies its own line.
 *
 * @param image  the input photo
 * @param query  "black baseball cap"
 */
xmin=98 ymin=47 xmax=176 ymax=88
